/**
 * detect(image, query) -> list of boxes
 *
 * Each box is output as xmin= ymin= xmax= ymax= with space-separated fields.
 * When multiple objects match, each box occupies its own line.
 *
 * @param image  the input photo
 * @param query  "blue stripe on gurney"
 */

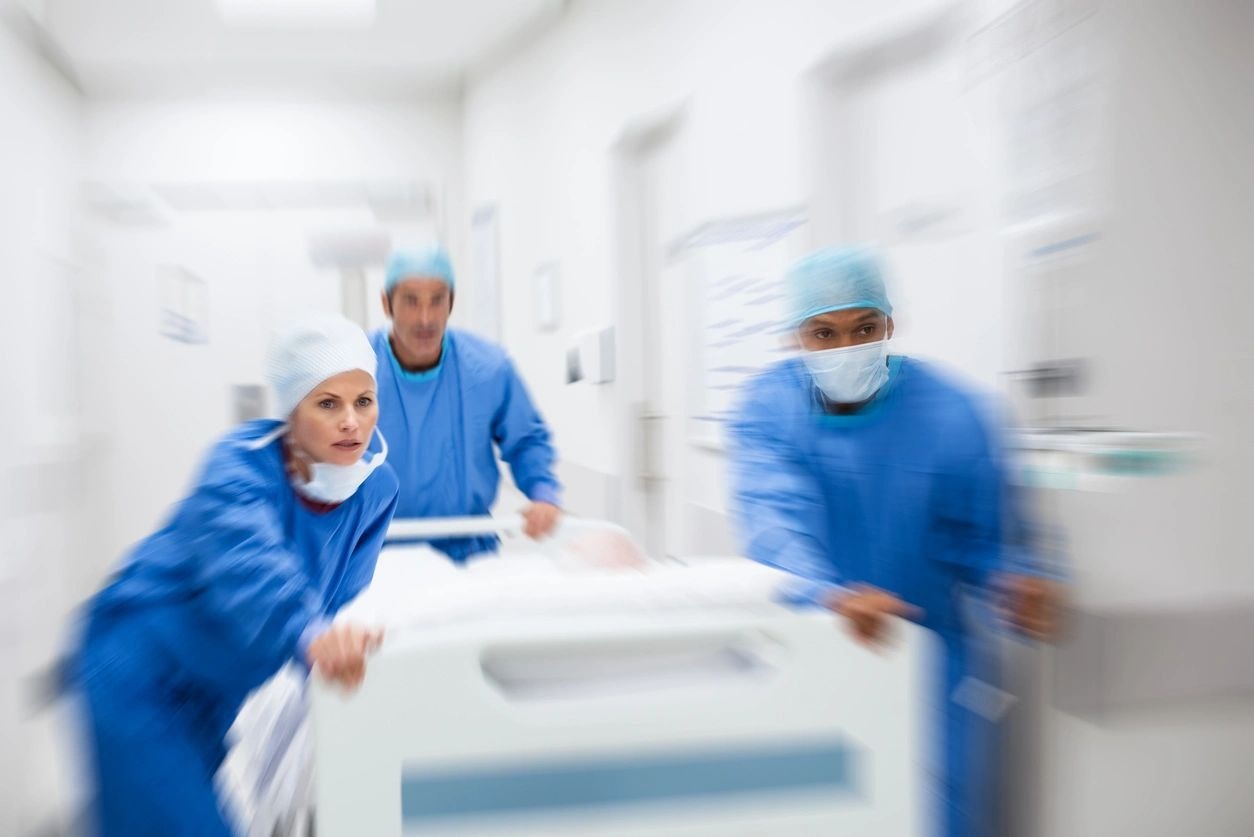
xmin=401 ymin=739 xmax=858 ymax=822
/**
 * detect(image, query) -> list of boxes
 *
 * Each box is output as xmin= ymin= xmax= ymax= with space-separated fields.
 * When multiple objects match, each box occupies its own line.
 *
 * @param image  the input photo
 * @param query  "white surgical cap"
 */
xmin=264 ymin=314 xmax=377 ymax=418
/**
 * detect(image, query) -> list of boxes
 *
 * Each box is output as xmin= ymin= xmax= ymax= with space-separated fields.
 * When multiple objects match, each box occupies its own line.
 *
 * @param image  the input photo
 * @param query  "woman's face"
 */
xmin=286 ymin=369 xmax=378 ymax=468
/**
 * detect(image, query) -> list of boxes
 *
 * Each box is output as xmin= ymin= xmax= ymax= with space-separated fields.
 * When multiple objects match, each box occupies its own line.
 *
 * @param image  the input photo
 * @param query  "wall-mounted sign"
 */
xmin=158 ymin=265 xmax=209 ymax=344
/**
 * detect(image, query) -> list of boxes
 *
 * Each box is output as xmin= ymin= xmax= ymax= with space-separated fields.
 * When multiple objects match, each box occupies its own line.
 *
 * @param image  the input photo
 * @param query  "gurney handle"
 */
xmin=385 ymin=514 xmax=631 ymax=542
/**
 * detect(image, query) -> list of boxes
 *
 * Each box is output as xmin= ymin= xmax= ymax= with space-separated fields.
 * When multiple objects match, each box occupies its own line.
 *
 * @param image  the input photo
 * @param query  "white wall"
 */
xmin=0 ymin=13 xmax=86 ymax=834
xmin=1049 ymin=0 xmax=1254 ymax=608
xmin=463 ymin=0 xmax=965 ymax=498
xmin=82 ymin=95 xmax=463 ymax=558
xmin=1029 ymin=3 xmax=1254 ymax=836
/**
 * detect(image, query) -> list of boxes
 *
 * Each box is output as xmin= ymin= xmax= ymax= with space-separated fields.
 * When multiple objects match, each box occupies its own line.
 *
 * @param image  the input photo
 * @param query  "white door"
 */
xmin=613 ymin=117 xmax=683 ymax=558
xmin=805 ymin=10 xmax=1006 ymax=392
xmin=614 ymin=116 xmax=806 ymax=560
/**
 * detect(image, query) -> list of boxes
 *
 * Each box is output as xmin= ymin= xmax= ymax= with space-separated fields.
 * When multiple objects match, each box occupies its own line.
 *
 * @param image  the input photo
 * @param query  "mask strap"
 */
xmin=364 ymin=426 xmax=389 ymax=469
xmin=245 ymin=422 xmax=288 ymax=451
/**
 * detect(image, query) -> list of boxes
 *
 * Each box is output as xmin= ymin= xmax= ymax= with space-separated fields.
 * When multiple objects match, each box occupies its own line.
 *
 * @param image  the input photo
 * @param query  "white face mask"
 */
xmin=293 ymin=427 xmax=389 ymax=504
xmin=801 ymin=339 xmax=890 ymax=405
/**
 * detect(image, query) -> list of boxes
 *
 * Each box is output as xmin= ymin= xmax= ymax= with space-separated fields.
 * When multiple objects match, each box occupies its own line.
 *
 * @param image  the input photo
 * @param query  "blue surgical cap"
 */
xmin=385 ymin=246 xmax=455 ymax=294
xmin=785 ymin=246 xmax=892 ymax=325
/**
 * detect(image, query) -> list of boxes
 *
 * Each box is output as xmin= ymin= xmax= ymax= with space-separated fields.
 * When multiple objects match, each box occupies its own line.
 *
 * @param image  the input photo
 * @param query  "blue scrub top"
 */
xmin=80 ymin=419 xmax=399 ymax=711
xmin=728 ymin=356 xmax=1042 ymax=837
xmin=728 ymin=356 xmax=1031 ymax=635
xmin=371 ymin=327 xmax=561 ymax=561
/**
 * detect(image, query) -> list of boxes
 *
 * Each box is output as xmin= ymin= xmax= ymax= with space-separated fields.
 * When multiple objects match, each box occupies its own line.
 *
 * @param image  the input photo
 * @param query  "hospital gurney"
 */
xmin=222 ymin=516 xmax=934 ymax=837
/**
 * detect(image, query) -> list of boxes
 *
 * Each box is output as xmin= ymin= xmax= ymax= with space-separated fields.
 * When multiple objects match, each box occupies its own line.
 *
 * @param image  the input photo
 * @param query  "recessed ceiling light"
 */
xmin=215 ymin=0 xmax=377 ymax=29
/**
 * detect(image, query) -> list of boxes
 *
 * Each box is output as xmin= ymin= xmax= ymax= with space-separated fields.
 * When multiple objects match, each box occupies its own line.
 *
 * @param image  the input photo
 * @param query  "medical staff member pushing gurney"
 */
xmin=71 ymin=315 xmax=398 ymax=836
xmin=727 ymin=246 xmax=1063 ymax=837
xmin=372 ymin=245 xmax=563 ymax=561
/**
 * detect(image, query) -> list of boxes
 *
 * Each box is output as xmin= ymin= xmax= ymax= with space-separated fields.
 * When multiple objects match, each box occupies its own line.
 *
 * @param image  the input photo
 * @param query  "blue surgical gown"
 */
xmin=728 ymin=356 xmax=1034 ymax=837
xmin=73 ymin=419 xmax=399 ymax=836
xmin=371 ymin=327 xmax=561 ymax=561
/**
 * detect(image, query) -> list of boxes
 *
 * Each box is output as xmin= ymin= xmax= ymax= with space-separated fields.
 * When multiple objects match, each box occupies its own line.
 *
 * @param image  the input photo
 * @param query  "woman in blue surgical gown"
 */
xmin=71 ymin=315 xmax=399 ymax=836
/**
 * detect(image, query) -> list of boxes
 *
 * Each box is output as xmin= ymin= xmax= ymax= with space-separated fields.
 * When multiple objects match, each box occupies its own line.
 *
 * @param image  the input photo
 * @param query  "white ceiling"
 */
xmin=32 ymin=0 xmax=566 ymax=96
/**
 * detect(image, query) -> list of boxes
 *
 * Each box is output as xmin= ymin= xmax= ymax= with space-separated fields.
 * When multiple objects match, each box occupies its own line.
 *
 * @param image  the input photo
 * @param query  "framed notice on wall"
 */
xmin=674 ymin=210 xmax=808 ymax=448
xmin=158 ymin=265 xmax=209 ymax=345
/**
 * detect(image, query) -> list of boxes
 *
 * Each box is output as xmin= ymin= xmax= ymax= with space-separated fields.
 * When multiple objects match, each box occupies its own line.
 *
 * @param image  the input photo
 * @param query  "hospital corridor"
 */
xmin=1 ymin=0 xmax=1252 ymax=835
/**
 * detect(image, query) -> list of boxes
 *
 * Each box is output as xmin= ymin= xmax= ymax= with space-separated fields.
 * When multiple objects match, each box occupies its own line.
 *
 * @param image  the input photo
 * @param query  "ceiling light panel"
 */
xmin=215 ymin=0 xmax=377 ymax=29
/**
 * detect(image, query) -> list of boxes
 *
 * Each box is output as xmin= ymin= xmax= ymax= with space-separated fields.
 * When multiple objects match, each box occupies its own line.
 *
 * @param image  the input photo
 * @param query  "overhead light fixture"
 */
xmin=215 ymin=0 xmax=377 ymax=29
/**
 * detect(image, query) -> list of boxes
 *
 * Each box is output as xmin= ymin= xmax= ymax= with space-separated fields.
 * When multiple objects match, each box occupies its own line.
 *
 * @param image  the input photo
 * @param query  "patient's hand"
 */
xmin=562 ymin=528 xmax=649 ymax=571
xmin=307 ymin=624 xmax=383 ymax=691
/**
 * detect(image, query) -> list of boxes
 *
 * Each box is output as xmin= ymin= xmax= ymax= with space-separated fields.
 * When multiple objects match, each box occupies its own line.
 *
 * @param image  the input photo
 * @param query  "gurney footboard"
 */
xmin=313 ymin=610 xmax=933 ymax=837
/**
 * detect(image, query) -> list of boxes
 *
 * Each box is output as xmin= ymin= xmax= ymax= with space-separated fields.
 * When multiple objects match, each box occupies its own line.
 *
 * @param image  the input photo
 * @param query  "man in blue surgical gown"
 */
xmin=727 ymin=246 xmax=1062 ymax=837
xmin=372 ymin=245 xmax=562 ymax=561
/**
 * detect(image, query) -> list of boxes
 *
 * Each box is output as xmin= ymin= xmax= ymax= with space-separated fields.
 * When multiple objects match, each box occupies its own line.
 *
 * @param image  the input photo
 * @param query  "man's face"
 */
xmin=798 ymin=307 xmax=893 ymax=352
xmin=383 ymin=277 xmax=453 ymax=361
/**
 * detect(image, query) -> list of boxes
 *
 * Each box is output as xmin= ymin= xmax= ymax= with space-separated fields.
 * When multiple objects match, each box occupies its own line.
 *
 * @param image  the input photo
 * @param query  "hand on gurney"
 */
xmin=520 ymin=501 xmax=562 ymax=540
xmin=306 ymin=624 xmax=383 ymax=691
xmin=995 ymin=574 xmax=1065 ymax=640
xmin=827 ymin=584 xmax=923 ymax=649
